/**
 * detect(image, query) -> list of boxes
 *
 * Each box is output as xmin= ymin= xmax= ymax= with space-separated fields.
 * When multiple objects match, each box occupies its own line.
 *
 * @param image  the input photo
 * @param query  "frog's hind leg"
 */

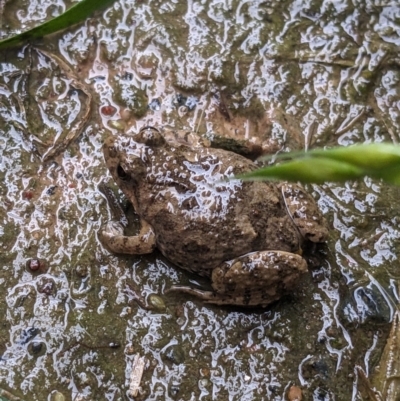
xmin=279 ymin=182 xmax=329 ymax=243
xmin=169 ymin=250 xmax=307 ymax=307
xmin=99 ymin=219 xmax=156 ymax=255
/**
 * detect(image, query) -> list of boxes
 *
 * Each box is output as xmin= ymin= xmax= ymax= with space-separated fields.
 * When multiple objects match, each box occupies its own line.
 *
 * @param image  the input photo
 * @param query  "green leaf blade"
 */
xmin=240 ymin=157 xmax=365 ymax=184
xmin=242 ymin=143 xmax=400 ymax=186
xmin=311 ymin=143 xmax=400 ymax=170
xmin=0 ymin=0 xmax=116 ymax=49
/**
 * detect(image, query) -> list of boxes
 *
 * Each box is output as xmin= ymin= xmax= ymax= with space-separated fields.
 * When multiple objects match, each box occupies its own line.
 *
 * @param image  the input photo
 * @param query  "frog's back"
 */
xmin=138 ymin=161 xmax=300 ymax=275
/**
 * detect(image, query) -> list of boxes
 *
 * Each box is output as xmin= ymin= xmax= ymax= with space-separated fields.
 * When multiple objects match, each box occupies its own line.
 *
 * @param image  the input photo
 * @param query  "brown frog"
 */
xmin=100 ymin=127 xmax=328 ymax=307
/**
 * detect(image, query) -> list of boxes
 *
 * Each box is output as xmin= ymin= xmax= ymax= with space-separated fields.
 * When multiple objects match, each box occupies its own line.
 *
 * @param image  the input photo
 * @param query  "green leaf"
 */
xmin=240 ymin=143 xmax=400 ymax=186
xmin=310 ymin=143 xmax=400 ymax=170
xmin=0 ymin=0 xmax=116 ymax=49
xmin=240 ymin=157 xmax=364 ymax=184
xmin=372 ymin=165 xmax=400 ymax=185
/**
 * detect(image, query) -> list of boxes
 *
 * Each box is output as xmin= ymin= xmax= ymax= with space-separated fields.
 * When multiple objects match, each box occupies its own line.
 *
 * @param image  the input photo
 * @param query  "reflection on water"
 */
xmin=1 ymin=0 xmax=400 ymax=400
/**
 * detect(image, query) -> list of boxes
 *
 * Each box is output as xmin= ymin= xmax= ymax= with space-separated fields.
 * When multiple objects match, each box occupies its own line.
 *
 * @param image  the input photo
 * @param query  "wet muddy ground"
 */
xmin=1 ymin=1 xmax=400 ymax=400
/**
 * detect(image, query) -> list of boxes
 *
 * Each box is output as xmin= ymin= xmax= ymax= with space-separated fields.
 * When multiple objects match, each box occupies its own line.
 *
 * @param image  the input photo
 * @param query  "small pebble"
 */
xmin=174 ymin=93 xmax=186 ymax=105
xmin=148 ymin=98 xmax=161 ymax=110
xmin=31 ymin=342 xmax=43 ymax=354
xmin=287 ymin=385 xmax=302 ymax=401
xmin=185 ymin=96 xmax=198 ymax=110
xmin=37 ymin=277 xmax=56 ymax=295
xmin=169 ymin=384 xmax=180 ymax=397
xmin=26 ymin=258 xmax=47 ymax=274
xmin=100 ymin=105 xmax=117 ymax=116
xmin=162 ymin=345 xmax=184 ymax=365
xmin=46 ymin=186 xmax=57 ymax=195
xmin=178 ymin=105 xmax=188 ymax=116
xmin=120 ymin=108 xmax=132 ymax=121
xmin=108 ymin=120 xmax=125 ymax=130
xmin=27 ymin=258 xmax=41 ymax=271
xmin=51 ymin=392 xmax=65 ymax=401
xmin=22 ymin=190 xmax=34 ymax=200
xmin=199 ymin=378 xmax=209 ymax=387
xmin=148 ymin=294 xmax=166 ymax=311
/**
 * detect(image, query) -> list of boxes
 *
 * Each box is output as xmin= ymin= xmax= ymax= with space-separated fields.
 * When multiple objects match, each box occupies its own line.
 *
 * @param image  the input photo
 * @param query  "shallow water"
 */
xmin=1 ymin=1 xmax=400 ymax=400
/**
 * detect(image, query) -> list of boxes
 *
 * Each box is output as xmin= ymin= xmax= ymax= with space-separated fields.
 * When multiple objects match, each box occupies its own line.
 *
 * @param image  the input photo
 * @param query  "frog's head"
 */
xmin=103 ymin=127 xmax=166 ymax=200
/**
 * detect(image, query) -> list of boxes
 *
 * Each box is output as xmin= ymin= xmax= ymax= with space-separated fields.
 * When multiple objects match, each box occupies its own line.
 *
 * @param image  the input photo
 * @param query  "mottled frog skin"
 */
xmin=100 ymin=127 xmax=328 ymax=307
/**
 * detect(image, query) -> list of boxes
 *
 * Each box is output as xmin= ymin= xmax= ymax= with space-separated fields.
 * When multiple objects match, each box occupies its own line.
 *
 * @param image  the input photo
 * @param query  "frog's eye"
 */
xmin=136 ymin=126 xmax=165 ymax=146
xmin=117 ymin=164 xmax=129 ymax=181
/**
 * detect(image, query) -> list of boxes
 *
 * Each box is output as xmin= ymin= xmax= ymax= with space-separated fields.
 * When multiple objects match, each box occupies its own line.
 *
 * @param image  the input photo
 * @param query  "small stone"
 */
xmin=148 ymin=294 xmax=166 ymax=311
xmin=174 ymin=93 xmax=186 ymax=105
xmin=148 ymin=98 xmax=161 ymax=111
xmin=169 ymin=384 xmax=180 ymax=397
xmin=101 ymin=105 xmax=117 ymax=116
xmin=178 ymin=105 xmax=188 ymax=116
xmin=46 ymin=186 xmax=57 ymax=196
xmin=31 ymin=342 xmax=43 ymax=354
xmin=287 ymin=385 xmax=302 ymax=401
xmin=37 ymin=277 xmax=56 ymax=296
xmin=22 ymin=189 xmax=34 ymax=200
xmin=199 ymin=378 xmax=209 ymax=387
xmin=27 ymin=258 xmax=41 ymax=271
xmin=108 ymin=120 xmax=126 ymax=131
xmin=51 ymin=391 xmax=65 ymax=401
xmin=25 ymin=258 xmax=47 ymax=276
xmin=185 ymin=96 xmax=198 ymax=110
xmin=120 ymin=108 xmax=132 ymax=121
xmin=162 ymin=345 xmax=184 ymax=365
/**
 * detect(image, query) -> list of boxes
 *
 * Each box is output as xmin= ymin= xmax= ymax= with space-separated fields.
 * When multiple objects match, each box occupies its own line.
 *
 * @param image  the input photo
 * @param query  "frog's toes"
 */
xmin=99 ymin=220 xmax=156 ymax=255
xmin=101 ymin=220 xmax=125 ymax=237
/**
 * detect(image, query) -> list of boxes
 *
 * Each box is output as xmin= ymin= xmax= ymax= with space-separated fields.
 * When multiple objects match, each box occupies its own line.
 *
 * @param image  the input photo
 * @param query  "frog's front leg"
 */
xmin=98 ymin=181 xmax=156 ymax=255
xmin=99 ymin=219 xmax=156 ymax=255
xmin=169 ymin=251 xmax=307 ymax=307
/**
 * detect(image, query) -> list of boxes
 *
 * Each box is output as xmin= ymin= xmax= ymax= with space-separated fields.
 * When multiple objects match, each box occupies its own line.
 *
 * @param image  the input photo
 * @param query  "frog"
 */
xmin=100 ymin=126 xmax=328 ymax=307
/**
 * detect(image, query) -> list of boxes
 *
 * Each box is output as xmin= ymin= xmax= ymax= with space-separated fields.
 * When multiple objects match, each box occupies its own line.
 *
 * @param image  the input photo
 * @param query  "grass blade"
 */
xmin=241 ymin=143 xmax=400 ymax=186
xmin=241 ymin=157 xmax=364 ymax=184
xmin=0 ymin=0 xmax=116 ymax=49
